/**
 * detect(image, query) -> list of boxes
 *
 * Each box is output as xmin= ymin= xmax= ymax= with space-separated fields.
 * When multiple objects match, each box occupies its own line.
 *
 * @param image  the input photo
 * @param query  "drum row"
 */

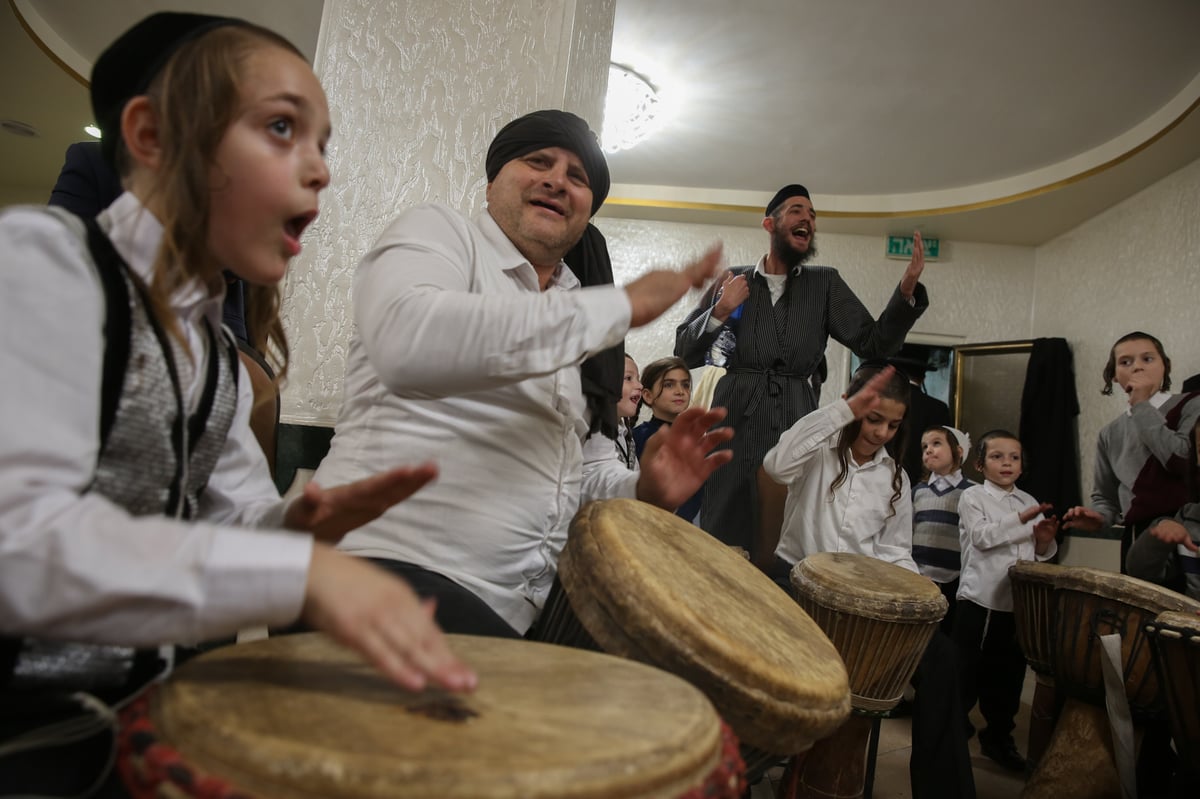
xmin=113 ymin=500 xmax=1047 ymax=798
xmin=1010 ymin=561 xmax=1200 ymax=799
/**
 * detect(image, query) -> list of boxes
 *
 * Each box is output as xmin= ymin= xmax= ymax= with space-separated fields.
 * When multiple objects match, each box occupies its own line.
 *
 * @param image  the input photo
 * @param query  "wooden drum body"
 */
xmin=788 ymin=553 xmax=946 ymax=799
xmin=1024 ymin=568 xmax=1200 ymax=799
xmin=1010 ymin=560 xmax=1065 ymax=767
xmin=1146 ymin=610 xmax=1200 ymax=769
xmin=118 ymin=633 xmax=747 ymax=799
xmin=790 ymin=553 xmax=946 ymax=713
xmin=1050 ymin=568 xmax=1200 ymax=718
xmin=540 ymin=499 xmax=851 ymax=776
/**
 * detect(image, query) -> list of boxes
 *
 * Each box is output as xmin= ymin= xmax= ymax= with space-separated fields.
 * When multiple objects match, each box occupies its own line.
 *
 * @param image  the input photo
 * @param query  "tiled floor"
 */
xmin=749 ymin=669 xmax=1036 ymax=798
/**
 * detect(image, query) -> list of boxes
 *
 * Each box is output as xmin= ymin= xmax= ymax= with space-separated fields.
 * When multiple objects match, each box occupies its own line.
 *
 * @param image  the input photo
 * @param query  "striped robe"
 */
xmin=675 ymin=263 xmax=927 ymax=552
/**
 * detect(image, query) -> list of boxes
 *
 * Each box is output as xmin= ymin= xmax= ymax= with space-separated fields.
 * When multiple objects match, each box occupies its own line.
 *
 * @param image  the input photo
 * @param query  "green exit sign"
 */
xmin=886 ymin=235 xmax=939 ymax=261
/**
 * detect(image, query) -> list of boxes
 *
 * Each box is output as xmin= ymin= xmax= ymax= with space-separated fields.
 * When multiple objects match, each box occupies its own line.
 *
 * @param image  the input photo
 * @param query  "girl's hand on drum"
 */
xmin=636 ymin=406 xmax=734 ymax=510
xmin=302 ymin=545 xmax=477 ymax=693
xmin=284 ymin=462 xmax=439 ymax=543
xmin=1149 ymin=519 xmax=1200 ymax=553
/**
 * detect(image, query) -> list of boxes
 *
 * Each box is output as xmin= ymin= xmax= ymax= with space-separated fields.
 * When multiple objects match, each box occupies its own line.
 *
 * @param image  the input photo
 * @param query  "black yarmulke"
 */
xmin=90 ymin=12 xmax=244 ymax=167
xmin=765 ymin=184 xmax=810 ymax=217
xmin=485 ymin=110 xmax=610 ymax=216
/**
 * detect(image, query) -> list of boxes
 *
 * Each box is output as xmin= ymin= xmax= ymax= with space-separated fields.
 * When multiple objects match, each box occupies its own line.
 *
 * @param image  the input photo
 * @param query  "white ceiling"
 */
xmin=4 ymin=0 xmax=1200 ymax=246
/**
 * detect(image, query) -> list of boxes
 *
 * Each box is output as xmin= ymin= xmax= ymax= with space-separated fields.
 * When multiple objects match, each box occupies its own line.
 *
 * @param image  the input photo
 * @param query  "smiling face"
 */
xmin=979 ymin=437 xmax=1023 ymax=490
xmin=618 ymin=356 xmax=643 ymax=418
xmin=485 ymin=146 xmax=593 ymax=273
xmin=764 ymin=196 xmax=818 ymax=268
xmin=921 ymin=429 xmax=958 ymax=477
xmin=644 ymin=367 xmax=691 ymax=423
xmin=206 ymin=44 xmax=330 ymax=286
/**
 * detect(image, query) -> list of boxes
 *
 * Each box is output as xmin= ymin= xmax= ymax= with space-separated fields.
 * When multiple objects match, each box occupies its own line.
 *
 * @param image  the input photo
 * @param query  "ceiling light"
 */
xmin=85 ymin=125 xmax=101 ymax=139
xmin=601 ymin=64 xmax=661 ymax=154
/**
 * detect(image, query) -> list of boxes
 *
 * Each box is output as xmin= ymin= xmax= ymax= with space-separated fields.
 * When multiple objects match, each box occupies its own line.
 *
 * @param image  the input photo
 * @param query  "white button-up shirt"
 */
xmin=762 ymin=399 xmax=918 ymax=572
xmin=0 ymin=195 xmax=310 ymax=646
xmin=314 ymin=204 xmax=631 ymax=633
xmin=957 ymin=480 xmax=1058 ymax=611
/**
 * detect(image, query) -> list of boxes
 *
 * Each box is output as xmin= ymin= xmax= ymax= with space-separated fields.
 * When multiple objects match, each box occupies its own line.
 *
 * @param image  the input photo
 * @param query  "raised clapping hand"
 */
xmin=302 ymin=545 xmax=477 ymax=693
xmin=898 ymin=230 xmax=925 ymax=300
xmin=712 ymin=270 xmax=749 ymax=322
xmin=625 ymin=243 xmax=723 ymax=328
xmin=845 ymin=365 xmax=897 ymax=419
xmin=284 ymin=463 xmax=439 ymax=543
xmin=1018 ymin=502 xmax=1054 ymax=526
xmin=637 ymin=406 xmax=734 ymax=510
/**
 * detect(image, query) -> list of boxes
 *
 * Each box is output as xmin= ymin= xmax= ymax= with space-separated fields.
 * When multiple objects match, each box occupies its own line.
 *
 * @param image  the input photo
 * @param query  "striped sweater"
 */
xmin=912 ymin=472 xmax=975 ymax=583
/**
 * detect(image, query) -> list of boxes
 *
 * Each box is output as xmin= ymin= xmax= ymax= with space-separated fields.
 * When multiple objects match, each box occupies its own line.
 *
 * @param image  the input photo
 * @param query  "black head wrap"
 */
xmin=765 ymin=184 xmax=811 ymax=217
xmin=91 ymin=12 xmax=247 ymax=167
xmin=563 ymin=224 xmax=624 ymax=440
xmin=485 ymin=110 xmax=610 ymax=216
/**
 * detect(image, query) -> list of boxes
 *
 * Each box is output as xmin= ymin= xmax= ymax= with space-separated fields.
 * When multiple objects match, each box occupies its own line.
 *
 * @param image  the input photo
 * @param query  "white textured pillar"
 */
xmin=281 ymin=0 xmax=615 ymax=423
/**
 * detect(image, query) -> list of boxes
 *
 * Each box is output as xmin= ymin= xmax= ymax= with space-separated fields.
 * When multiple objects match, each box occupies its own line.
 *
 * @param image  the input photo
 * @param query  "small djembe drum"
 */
xmin=787 ymin=552 xmax=947 ymax=799
xmin=1010 ymin=560 xmax=1065 ymax=768
xmin=1024 ymin=567 xmax=1200 ymax=799
xmin=118 ymin=633 xmax=747 ymax=799
xmin=536 ymin=499 xmax=851 ymax=779
xmin=1145 ymin=610 xmax=1200 ymax=776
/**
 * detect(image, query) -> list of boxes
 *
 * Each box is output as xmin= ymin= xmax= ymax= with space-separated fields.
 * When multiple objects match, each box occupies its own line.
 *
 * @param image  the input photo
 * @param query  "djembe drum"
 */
xmin=1145 ymin=611 xmax=1200 ymax=778
xmin=117 ymin=633 xmax=747 ymax=799
xmin=1010 ymin=560 xmax=1065 ymax=768
xmin=1024 ymin=567 xmax=1200 ymax=799
xmin=787 ymin=553 xmax=947 ymax=799
xmin=536 ymin=499 xmax=851 ymax=778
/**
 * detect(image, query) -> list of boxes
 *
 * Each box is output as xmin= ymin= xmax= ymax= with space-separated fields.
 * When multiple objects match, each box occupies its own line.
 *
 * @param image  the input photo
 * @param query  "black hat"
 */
xmin=765 ymin=184 xmax=810 ymax=217
xmin=885 ymin=344 xmax=933 ymax=381
xmin=485 ymin=110 xmax=610 ymax=216
xmin=91 ymin=12 xmax=245 ymax=167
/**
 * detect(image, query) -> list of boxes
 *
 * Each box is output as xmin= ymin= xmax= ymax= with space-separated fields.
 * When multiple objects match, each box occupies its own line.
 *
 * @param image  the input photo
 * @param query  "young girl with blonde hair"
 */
xmin=0 ymin=13 xmax=472 ymax=697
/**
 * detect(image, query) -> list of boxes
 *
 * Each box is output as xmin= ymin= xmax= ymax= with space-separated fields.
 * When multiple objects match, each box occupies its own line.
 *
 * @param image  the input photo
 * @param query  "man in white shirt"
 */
xmin=313 ymin=110 xmax=731 ymax=636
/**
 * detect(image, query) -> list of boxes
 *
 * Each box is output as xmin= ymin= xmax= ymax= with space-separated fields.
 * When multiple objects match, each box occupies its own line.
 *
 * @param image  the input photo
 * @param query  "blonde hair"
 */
xmin=123 ymin=23 xmax=303 ymax=384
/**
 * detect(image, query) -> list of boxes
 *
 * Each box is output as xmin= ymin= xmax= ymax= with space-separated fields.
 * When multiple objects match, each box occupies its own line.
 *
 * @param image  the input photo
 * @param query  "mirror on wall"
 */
xmin=951 ymin=340 xmax=1034 ymax=483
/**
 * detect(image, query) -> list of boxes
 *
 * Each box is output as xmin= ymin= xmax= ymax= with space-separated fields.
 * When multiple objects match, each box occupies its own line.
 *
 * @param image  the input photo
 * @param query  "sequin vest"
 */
xmin=84 ymin=218 xmax=240 ymax=518
xmin=0 ymin=215 xmax=240 ymax=695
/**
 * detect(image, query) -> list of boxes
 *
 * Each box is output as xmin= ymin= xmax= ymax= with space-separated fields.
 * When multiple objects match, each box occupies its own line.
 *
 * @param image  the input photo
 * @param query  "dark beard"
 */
xmin=770 ymin=226 xmax=818 ymax=270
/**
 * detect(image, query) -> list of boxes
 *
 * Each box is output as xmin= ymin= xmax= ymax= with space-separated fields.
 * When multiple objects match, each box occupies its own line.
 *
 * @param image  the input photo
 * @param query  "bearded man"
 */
xmin=675 ymin=184 xmax=928 ymax=555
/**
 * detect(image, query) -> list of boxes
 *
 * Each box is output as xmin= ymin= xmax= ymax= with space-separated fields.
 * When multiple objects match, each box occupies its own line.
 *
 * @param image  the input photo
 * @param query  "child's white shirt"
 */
xmin=0 ymin=194 xmax=310 ymax=645
xmin=957 ymin=479 xmax=1057 ymax=611
xmin=763 ymin=398 xmax=918 ymax=572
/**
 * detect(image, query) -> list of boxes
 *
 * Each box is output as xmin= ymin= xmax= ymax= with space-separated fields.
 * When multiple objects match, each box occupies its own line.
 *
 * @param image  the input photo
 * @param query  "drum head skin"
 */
xmin=146 ymin=634 xmax=727 ymax=799
xmin=561 ymin=500 xmax=850 ymax=754
xmin=791 ymin=552 xmax=946 ymax=623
